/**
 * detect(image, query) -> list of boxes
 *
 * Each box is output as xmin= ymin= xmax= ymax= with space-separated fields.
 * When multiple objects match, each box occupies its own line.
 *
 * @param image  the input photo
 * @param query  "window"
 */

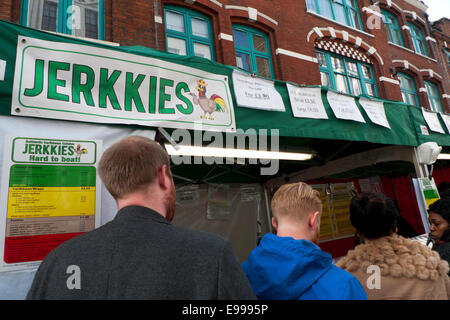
xmin=382 ymin=10 xmax=403 ymax=46
xmin=425 ymin=81 xmax=443 ymax=112
xmin=306 ymin=0 xmax=362 ymax=30
xmin=409 ymin=23 xmax=428 ymax=56
xmin=445 ymin=50 xmax=450 ymax=69
xmin=164 ymin=6 xmax=214 ymax=61
xmin=20 ymin=0 xmax=104 ymax=40
xmin=316 ymin=50 xmax=377 ymax=97
xmin=398 ymin=73 xmax=419 ymax=106
xmin=232 ymin=25 xmax=273 ymax=79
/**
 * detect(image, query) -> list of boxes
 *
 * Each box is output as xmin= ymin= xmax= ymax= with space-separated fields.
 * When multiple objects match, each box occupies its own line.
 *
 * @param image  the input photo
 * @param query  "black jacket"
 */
xmin=26 ymin=205 xmax=256 ymax=300
xmin=434 ymin=242 xmax=450 ymax=276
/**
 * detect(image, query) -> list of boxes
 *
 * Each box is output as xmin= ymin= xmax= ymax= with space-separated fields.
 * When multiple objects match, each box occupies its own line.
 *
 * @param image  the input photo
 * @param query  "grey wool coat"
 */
xmin=26 ymin=206 xmax=256 ymax=300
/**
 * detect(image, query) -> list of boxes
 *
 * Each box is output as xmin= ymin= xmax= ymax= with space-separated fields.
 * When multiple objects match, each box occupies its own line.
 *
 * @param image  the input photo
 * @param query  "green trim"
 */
xmin=316 ymin=50 xmax=378 ymax=97
xmin=17 ymin=44 xmax=234 ymax=128
xmin=164 ymin=5 xmax=215 ymax=61
xmin=232 ymin=24 xmax=274 ymax=79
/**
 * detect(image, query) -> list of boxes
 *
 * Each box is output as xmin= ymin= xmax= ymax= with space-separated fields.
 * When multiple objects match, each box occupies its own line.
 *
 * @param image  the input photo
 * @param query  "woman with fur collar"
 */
xmin=336 ymin=193 xmax=450 ymax=300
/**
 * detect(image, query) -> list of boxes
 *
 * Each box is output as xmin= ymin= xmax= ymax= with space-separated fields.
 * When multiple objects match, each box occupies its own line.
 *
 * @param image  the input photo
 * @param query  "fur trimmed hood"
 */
xmin=337 ymin=234 xmax=450 ymax=281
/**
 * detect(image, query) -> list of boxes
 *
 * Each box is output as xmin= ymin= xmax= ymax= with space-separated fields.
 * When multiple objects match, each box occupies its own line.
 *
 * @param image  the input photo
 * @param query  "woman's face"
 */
xmin=428 ymin=211 xmax=450 ymax=242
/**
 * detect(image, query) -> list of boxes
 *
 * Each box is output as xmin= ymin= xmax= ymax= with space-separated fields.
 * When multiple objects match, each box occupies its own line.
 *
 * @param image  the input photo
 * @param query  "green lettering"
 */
xmin=35 ymin=144 xmax=42 ymax=154
xmin=24 ymin=59 xmax=44 ymax=97
xmin=99 ymin=68 xmax=122 ymax=110
xmin=175 ymin=82 xmax=193 ymax=114
xmin=149 ymin=76 xmax=157 ymax=114
xmin=72 ymin=64 xmax=95 ymax=106
xmin=124 ymin=72 xmax=145 ymax=112
xmin=48 ymin=61 xmax=70 ymax=102
xmin=159 ymin=78 xmax=175 ymax=114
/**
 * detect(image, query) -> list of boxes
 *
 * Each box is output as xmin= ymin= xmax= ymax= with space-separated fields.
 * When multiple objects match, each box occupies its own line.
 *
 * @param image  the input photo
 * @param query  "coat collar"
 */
xmin=114 ymin=205 xmax=170 ymax=225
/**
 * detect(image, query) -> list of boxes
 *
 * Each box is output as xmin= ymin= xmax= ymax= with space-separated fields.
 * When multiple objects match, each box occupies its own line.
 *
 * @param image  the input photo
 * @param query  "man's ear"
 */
xmin=157 ymin=165 xmax=170 ymax=190
xmin=308 ymin=211 xmax=320 ymax=230
xmin=271 ymin=217 xmax=278 ymax=232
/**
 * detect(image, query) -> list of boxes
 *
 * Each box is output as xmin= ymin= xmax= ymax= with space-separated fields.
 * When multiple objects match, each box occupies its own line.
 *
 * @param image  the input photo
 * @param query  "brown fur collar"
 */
xmin=336 ymin=234 xmax=450 ymax=281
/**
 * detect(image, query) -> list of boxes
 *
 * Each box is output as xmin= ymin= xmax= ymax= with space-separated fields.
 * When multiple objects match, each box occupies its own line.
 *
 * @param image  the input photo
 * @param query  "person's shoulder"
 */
xmin=45 ymin=221 xmax=115 ymax=259
xmin=328 ymin=263 xmax=360 ymax=281
xmin=172 ymin=225 xmax=229 ymax=248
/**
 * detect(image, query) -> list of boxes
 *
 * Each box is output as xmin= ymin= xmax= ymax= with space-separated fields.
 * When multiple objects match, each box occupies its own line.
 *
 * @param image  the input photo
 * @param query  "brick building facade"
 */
xmin=1 ymin=0 xmax=449 ymax=112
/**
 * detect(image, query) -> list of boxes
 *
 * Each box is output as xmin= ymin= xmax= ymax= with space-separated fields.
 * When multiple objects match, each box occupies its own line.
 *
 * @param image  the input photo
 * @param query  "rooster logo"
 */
xmin=190 ymin=79 xmax=228 ymax=120
xmin=76 ymin=144 xmax=88 ymax=159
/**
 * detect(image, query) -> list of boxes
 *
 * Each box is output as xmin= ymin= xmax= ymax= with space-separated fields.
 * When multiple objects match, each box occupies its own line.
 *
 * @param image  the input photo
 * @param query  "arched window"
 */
xmin=398 ymin=73 xmax=419 ymax=106
xmin=20 ymin=0 xmax=105 ymax=40
xmin=164 ymin=6 xmax=215 ymax=61
xmin=425 ymin=81 xmax=443 ymax=112
xmin=381 ymin=9 xmax=403 ymax=46
xmin=232 ymin=25 xmax=274 ymax=79
xmin=315 ymin=49 xmax=377 ymax=97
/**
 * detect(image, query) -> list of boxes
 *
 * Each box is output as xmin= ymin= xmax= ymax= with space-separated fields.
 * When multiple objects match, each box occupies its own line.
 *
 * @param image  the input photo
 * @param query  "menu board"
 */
xmin=312 ymin=182 xmax=356 ymax=242
xmin=0 ymin=136 xmax=102 ymax=272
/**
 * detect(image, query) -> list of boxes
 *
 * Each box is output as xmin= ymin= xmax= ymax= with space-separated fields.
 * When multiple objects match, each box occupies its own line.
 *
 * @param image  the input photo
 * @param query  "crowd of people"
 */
xmin=26 ymin=136 xmax=450 ymax=300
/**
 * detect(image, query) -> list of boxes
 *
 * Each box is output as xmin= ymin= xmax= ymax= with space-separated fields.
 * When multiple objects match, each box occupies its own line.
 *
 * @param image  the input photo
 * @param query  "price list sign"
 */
xmin=0 ymin=137 xmax=101 ymax=272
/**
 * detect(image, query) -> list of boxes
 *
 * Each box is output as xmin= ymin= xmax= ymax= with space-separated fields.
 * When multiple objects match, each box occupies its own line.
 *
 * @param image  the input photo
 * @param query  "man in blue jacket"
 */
xmin=242 ymin=182 xmax=367 ymax=300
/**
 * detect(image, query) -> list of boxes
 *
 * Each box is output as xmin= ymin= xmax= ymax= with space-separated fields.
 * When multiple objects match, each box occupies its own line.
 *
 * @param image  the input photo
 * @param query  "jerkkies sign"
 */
xmin=12 ymin=36 xmax=236 ymax=132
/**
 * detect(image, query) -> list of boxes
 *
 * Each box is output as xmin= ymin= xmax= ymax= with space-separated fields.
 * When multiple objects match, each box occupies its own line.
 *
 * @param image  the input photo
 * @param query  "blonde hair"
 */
xmin=271 ymin=182 xmax=322 ymax=221
xmin=98 ymin=136 xmax=171 ymax=199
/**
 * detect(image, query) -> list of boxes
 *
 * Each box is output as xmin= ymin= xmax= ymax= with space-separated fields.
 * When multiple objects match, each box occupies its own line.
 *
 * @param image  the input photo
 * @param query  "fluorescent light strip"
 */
xmin=437 ymin=153 xmax=450 ymax=160
xmin=165 ymin=144 xmax=314 ymax=161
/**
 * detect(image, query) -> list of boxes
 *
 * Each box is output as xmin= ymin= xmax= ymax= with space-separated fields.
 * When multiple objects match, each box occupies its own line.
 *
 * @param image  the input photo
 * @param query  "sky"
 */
xmin=421 ymin=0 xmax=450 ymax=22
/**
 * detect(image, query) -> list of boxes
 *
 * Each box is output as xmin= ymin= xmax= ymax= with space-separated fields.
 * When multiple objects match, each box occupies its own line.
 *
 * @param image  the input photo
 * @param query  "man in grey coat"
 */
xmin=26 ymin=136 xmax=256 ymax=300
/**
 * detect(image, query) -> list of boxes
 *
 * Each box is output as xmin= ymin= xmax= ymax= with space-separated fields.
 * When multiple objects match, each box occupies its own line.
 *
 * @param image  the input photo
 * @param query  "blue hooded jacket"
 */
xmin=242 ymin=234 xmax=367 ymax=300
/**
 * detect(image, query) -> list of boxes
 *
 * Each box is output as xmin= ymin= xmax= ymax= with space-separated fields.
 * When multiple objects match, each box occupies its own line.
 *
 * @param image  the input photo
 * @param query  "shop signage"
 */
xmin=326 ymin=91 xmax=365 ymax=123
xmin=358 ymin=98 xmax=391 ymax=129
xmin=232 ymin=70 xmax=285 ymax=112
xmin=12 ymin=36 xmax=235 ymax=132
xmin=422 ymin=108 xmax=445 ymax=134
xmin=286 ymin=85 xmax=328 ymax=119
xmin=0 ymin=136 xmax=102 ymax=272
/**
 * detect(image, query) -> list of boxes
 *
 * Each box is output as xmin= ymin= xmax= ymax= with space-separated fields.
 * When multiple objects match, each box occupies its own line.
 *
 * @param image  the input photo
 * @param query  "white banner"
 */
xmin=326 ymin=91 xmax=365 ymax=123
xmin=358 ymin=98 xmax=391 ymax=129
xmin=287 ymin=85 xmax=328 ymax=119
xmin=232 ymin=70 xmax=285 ymax=112
xmin=12 ymin=36 xmax=235 ymax=132
xmin=422 ymin=108 xmax=445 ymax=134
xmin=439 ymin=113 xmax=450 ymax=134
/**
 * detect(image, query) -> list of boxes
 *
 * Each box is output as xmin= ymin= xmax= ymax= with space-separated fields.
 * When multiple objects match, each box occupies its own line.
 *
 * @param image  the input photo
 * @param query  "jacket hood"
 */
xmin=242 ymin=233 xmax=332 ymax=300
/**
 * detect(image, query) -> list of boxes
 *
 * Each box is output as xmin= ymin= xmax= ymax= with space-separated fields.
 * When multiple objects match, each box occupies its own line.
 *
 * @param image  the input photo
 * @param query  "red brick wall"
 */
xmin=1 ymin=0 xmax=449 ymax=111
